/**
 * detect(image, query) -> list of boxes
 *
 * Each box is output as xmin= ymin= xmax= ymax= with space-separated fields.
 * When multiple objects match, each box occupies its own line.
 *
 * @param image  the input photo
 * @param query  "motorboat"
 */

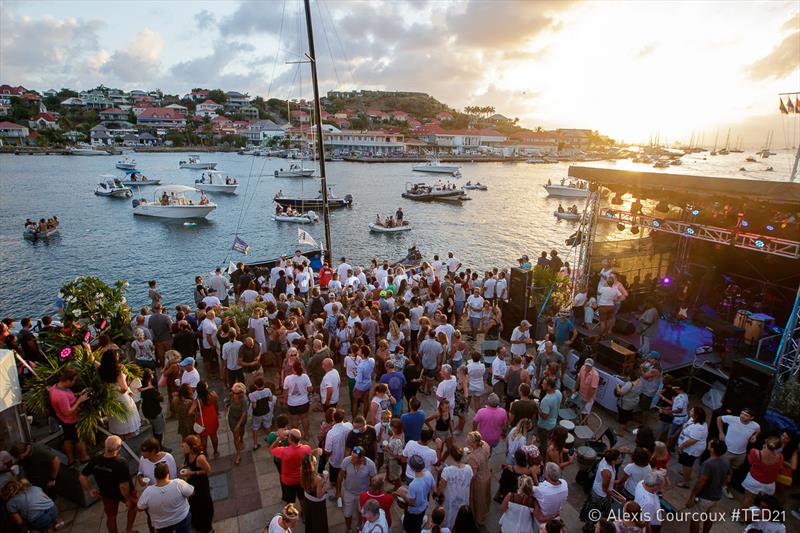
xmin=195 ymin=170 xmax=238 ymax=194
xmin=392 ymin=245 xmax=423 ymax=268
xmin=554 ymin=211 xmax=581 ymax=220
xmin=543 ymin=180 xmax=590 ymax=198
xmin=179 ymin=155 xmax=217 ymax=170
xmin=132 ymin=185 xmax=216 ymax=219
xmin=745 ymin=156 xmax=757 ymax=163
xmin=115 ymin=157 xmax=137 ymax=170
xmin=95 ymin=177 xmax=133 ymax=198
xmin=653 ymin=159 xmax=670 ymax=168
xmin=462 ymin=181 xmax=488 ymax=191
xmin=669 ymin=159 xmax=682 ymax=166
xmin=68 ymin=143 xmax=110 ymax=156
xmin=120 ymin=170 xmax=160 ymax=186
xmin=412 ymin=157 xmax=461 ymax=175
xmin=369 ymin=222 xmax=412 ymax=233
xmin=274 ymin=163 xmax=315 ymax=178
xmin=274 ymin=189 xmax=353 ymax=209
xmin=402 ymin=182 xmax=467 ymax=203
xmin=24 ymin=227 xmax=59 ymax=240
xmin=272 ymin=210 xmax=319 ymax=224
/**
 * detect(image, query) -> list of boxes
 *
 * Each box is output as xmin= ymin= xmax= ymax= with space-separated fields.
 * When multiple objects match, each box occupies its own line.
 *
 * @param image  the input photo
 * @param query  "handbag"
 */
xmin=193 ymin=400 xmax=206 ymax=434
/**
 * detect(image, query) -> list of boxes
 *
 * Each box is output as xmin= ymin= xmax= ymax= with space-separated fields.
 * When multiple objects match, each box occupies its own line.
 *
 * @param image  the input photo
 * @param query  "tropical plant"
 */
xmin=221 ymin=301 xmax=267 ymax=332
xmin=53 ymin=277 xmax=132 ymax=346
xmin=529 ymin=265 xmax=572 ymax=318
xmin=24 ymin=345 xmax=140 ymax=444
xmin=771 ymin=379 xmax=800 ymax=422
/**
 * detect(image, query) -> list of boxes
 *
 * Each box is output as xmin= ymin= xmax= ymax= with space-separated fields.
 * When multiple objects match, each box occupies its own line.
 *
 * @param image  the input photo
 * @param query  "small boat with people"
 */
xmin=115 ymin=156 xmax=137 ymax=170
xmin=412 ymin=156 xmax=461 ymax=176
xmin=68 ymin=143 xmax=110 ymax=156
xmin=392 ymin=245 xmax=423 ymax=268
xmin=462 ymin=181 xmax=488 ymax=191
xmin=370 ymin=208 xmax=412 ymax=233
xmin=95 ymin=177 xmax=133 ymax=198
xmin=120 ymin=170 xmax=161 ymax=186
xmin=23 ymin=217 xmax=60 ymax=241
xmin=543 ymin=178 xmax=590 ymax=198
xmin=195 ymin=170 xmax=238 ymax=194
xmin=273 ymin=188 xmax=353 ymax=209
xmin=179 ymin=155 xmax=217 ymax=170
xmin=554 ymin=203 xmax=581 ymax=220
xmin=272 ymin=205 xmax=319 ymax=223
xmin=132 ymin=185 xmax=216 ymax=219
xmin=274 ymin=163 xmax=315 ymax=178
xmin=402 ymin=182 xmax=467 ymax=203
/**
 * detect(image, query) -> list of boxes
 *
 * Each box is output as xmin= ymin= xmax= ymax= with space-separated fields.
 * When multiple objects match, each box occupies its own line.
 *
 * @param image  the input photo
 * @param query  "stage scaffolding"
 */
xmin=774 ymin=286 xmax=800 ymax=388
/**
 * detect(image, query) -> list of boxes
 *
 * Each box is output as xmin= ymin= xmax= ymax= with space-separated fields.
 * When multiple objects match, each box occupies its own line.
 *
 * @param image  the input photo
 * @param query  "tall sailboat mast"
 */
xmin=303 ymin=0 xmax=332 ymax=264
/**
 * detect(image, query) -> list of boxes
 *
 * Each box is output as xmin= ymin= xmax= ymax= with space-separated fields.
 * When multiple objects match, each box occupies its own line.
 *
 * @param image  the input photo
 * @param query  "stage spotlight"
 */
xmin=652 ymin=219 xmax=663 ymax=228
xmin=630 ymin=226 xmax=640 ymax=234
xmin=691 ymin=208 xmax=701 ymax=216
xmin=766 ymin=225 xmax=774 ymax=231
xmin=662 ymin=276 xmax=672 ymax=285
xmin=616 ymin=223 xmax=626 ymax=231
xmin=754 ymin=239 xmax=766 ymax=248
xmin=686 ymin=226 xmax=696 ymax=235
xmin=741 ymin=220 xmax=749 ymax=228
xmin=655 ymin=201 xmax=670 ymax=213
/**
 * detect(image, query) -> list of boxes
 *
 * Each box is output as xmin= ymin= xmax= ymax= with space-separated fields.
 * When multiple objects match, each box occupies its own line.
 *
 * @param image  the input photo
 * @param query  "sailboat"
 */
xmin=758 ymin=131 xmax=774 ymax=158
xmin=718 ymin=129 xmax=731 ymax=155
xmin=276 ymin=100 xmax=315 ymax=178
xmin=710 ymin=131 xmax=719 ymax=155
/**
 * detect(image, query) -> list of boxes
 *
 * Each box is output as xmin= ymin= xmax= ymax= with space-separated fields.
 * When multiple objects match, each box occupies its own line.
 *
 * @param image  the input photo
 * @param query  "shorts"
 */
xmin=60 ymin=421 xmax=78 ymax=443
xmin=288 ymin=403 xmax=309 ymax=415
xmin=200 ymin=347 xmax=217 ymax=362
xmin=149 ymin=412 xmax=166 ymax=435
xmin=328 ymin=465 xmax=341 ymax=486
xmin=392 ymin=400 xmax=403 ymax=417
xmin=454 ymin=301 xmax=465 ymax=315
xmin=722 ymin=451 xmax=747 ymax=471
xmin=581 ymin=399 xmax=595 ymax=415
xmin=28 ymin=504 xmax=58 ymax=531
xmin=252 ymin=413 xmax=272 ymax=430
xmin=469 ymin=317 xmax=481 ymax=330
xmin=741 ymin=473 xmax=776 ymax=495
xmin=342 ymin=489 xmax=359 ymax=518
xmin=101 ymin=491 xmax=137 ymax=517
xmin=678 ymin=452 xmax=698 ymax=467
xmin=423 ymin=368 xmax=437 ymax=378
xmin=353 ymin=387 xmax=369 ymax=400
xmin=280 ymin=482 xmax=303 ymax=503
xmin=226 ymin=368 xmax=245 ymax=385
xmin=598 ymin=305 xmax=614 ymax=321
xmin=694 ymin=498 xmax=721 ymax=513
xmin=617 ymin=407 xmax=633 ymax=424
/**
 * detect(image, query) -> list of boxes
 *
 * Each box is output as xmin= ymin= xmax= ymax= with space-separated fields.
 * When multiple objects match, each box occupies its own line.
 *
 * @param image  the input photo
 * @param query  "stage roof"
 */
xmin=568 ymin=166 xmax=800 ymax=207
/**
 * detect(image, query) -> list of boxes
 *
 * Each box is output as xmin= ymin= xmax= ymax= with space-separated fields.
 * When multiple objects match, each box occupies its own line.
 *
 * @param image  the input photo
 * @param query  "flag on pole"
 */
xmin=227 ymin=261 xmax=237 ymax=275
xmin=297 ymin=228 xmax=318 ymax=247
xmin=789 ymin=97 xmax=796 ymax=114
xmin=780 ymin=98 xmax=789 ymax=114
xmin=232 ymin=236 xmax=251 ymax=255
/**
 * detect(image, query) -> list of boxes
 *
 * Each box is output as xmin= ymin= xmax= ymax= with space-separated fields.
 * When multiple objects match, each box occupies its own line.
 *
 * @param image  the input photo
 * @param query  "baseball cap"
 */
xmin=179 ymin=357 xmax=195 ymax=367
xmin=409 ymin=454 xmax=425 ymax=472
xmin=380 ymin=290 xmax=387 ymax=297
xmin=584 ymin=358 xmax=594 ymax=367
xmin=352 ymin=446 xmax=365 ymax=458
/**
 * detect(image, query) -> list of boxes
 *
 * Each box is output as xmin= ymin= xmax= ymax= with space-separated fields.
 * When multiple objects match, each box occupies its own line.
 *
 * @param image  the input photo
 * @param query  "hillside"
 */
xmin=323 ymin=91 xmax=452 ymax=120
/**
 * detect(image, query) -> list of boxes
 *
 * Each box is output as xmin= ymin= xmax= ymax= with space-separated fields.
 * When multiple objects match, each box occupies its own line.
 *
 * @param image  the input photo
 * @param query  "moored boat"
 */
xmin=115 ymin=156 xmax=137 ymax=170
xmin=369 ymin=222 xmax=412 ymax=233
xmin=274 ymin=189 xmax=353 ymax=210
xmin=462 ymin=181 xmax=488 ymax=191
xmin=195 ymin=170 xmax=238 ymax=194
xmin=554 ymin=211 xmax=580 ymax=220
xmin=24 ymin=227 xmax=60 ymax=240
xmin=402 ymin=182 xmax=467 ymax=203
xmin=179 ymin=155 xmax=217 ymax=170
xmin=272 ymin=210 xmax=319 ymax=224
xmin=95 ymin=177 xmax=133 ymax=198
xmin=68 ymin=143 xmax=110 ymax=156
xmin=120 ymin=170 xmax=161 ymax=186
xmin=274 ymin=163 xmax=315 ymax=178
xmin=543 ymin=180 xmax=589 ymax=198
xmin=412 ymin=156 xmax=461 ymax=175
xmin=132 ymin=185 xmax=216 ymax=219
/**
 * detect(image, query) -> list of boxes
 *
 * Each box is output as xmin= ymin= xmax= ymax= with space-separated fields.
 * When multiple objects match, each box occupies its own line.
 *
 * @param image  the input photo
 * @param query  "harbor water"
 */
xmin=0 ymin=150 xmax=796 ymax=317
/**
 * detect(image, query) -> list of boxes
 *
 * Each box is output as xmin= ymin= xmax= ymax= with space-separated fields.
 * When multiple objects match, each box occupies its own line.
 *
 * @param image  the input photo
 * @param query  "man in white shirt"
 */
xmin=509 ymin=320 xmax=533 ymax=358
xmin=401 ymin=428 xmax=438 ymax=480
xmin=375 ymin=264 xmax=389 ymax=289
xmin=431 ymin=255 xmax=443 ymax=279
xmin=209 ymin=267 xmax=231 ymax=306
xmin=199 ymin=310 xmax=218 ymax=372
xmin=320 ymin=358 xmax=341 ymax=408
xmin=354 ymin=266 xmax=367 ymax=287
xmin=717 ymin=407 xmax=760 ymax=498
xmin=324 ymin=411 xmax=353 ymax=504
xmin=345 ymin=270 xmax=360 ymax=289
xmin=634 ymin=472 xmax=664 ymax=531
xmin=491 ymin=347 xmax=508 ymax=396
xmin=446 ymin=252 xmax=461 ymax=274
xmin=295 ymin=268 xmax=311 ymax=299
xmin=533 ymin=462 xmax=568 ymax=529
xmin=292 ymin=249 xmax=310 ymax=269
xmin=434 ymin=314 xmax=455 ymax=346
xmin=495 ymin=271 xmax=508 ymax=301
xmin=179 ymin=357 xmax=201 ymax=395
xmin=465 ymin=287 xmax=485 ymax=339
xmin=221 ymin=330 xmax=244 ymax=387
xmin=201 ymin=289 xmax=221 ymax=309
xmin=328 ymin=274 xmax=343 ymax=296
xmin=269 ymin=265 xmax=285 ymax=290
xmin=435 ymin=365 xmax=457 ymax=415
xmin=239 ymin=284 xmax=259 ymax=306
xmin=137 ymin=463 xmax=193 ymax=532
xmin=483 ymin=272 xmax=496 ymax=303
xmin=336 ymin=257 xmax=352 ymax=283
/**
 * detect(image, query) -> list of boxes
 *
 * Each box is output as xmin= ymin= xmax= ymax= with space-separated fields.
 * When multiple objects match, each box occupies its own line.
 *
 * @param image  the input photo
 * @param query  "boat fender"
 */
xmin=307 ymin=210 xmax=316 ymax=219
xmin=132 ymin=199 xmax=140 ymax=208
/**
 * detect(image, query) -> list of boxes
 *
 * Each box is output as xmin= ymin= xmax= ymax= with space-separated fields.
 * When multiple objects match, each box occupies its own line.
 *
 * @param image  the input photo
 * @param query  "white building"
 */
xmin=196 ymin=100 xmax=224 ymax=118
xmin=301 ymin=128 xmax=405 ymax=155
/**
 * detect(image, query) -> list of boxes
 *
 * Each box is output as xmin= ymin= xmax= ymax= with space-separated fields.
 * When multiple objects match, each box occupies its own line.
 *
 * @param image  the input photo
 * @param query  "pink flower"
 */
xmin=60 ymin=347 xmax=72 ymax=359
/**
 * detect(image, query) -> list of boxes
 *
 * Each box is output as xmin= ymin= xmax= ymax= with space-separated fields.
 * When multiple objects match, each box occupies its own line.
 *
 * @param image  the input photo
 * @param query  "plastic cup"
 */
xmin=141 ymin=477 xmax=150 ymax=485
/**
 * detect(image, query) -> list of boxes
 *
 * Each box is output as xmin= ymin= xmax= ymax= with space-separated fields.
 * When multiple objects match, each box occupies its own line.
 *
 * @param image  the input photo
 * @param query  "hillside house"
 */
xmin=0 ymin=121 xmax=30 ymax=144
xmin=196 ymin=100 xmax=223 ymax=118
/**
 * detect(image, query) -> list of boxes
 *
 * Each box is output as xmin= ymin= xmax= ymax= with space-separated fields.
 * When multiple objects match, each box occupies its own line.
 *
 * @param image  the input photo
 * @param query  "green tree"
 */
xmin=207 ymin=89 xmax=227 ymax=105
xmin=57 ymin=88 xmax=79 ymax=99
xmin=165 ymin=130 xmax=186 ymax=147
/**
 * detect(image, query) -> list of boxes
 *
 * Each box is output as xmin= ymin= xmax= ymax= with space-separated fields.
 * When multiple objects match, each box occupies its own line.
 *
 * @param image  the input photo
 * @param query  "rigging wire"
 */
xmin=319 ymin=0 xmax=357 ymax=88
xmin=265 ymin=0 xmax=288 ymax=102
xmin=315 ymin=0 xmax=342 ymax=88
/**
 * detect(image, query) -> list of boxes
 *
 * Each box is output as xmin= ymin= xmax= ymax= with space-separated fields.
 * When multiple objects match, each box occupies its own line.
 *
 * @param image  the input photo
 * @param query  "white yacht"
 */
xmin=120 ymin=170 xmax=160 ymax=186
xmin=179 ymin=155 xmax=217 ymax=170
xmin=412 ymin=156 xmax=461 ymax=175
xmin=195 ymin=170 xmax=238 ymax=194
xmin=543 ymin=179 xmax=590 ymax=198
xmin=274 ymin=163 xmax=315 ymax=178
xmin=132 ymin=185 xmax=216 ymax=219
xmin=95 ymin=177 xmax=132 ymax=198
xmin=68 ymin=143 xmax=110 ymax=156
xmin=115 ymin=156 xmax=137 ymax=170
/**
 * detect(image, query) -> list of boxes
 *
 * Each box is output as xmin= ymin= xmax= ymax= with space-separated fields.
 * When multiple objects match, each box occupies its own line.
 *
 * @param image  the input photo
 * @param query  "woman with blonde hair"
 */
xmin=2 ymin=478 xmax=60 ymax=532
xmin=300 ymin=454 xmax=328 ymax=533
xmin=506 ymin=418 xmax=533 ymax=465
xmin=386 ymin=319 xmax=404 ymax=354
xmin=268 ymin=503 xmax=300 ymax=533
xmin=228 ymin=382 xmax=248 ymax=465
xmin=499 ymin=474 xmax=536 ymax=533
xmin=465 ymin=431 xmax=492 ymax=527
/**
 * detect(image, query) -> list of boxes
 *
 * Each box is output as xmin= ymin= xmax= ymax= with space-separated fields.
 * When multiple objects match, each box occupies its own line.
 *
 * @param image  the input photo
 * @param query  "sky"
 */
xmin=1 ymin=0 xmax=799 ymax=146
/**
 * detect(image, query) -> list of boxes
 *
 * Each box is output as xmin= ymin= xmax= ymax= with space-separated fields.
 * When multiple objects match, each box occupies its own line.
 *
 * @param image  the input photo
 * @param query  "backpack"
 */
xmin=253 ymin=391 xmax=271 ymax=417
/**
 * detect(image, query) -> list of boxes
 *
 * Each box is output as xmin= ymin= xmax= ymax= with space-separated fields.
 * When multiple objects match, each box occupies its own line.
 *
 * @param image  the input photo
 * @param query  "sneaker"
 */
xmin=337 ymin=497 xmax=343 ymax=508
xmin=723 ymin=486 xmax=734 ymax=499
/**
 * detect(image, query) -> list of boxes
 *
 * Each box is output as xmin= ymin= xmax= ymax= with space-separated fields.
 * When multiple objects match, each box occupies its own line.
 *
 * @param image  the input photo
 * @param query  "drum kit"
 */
xmin=734 ymin=309 xmax=775 ymax=345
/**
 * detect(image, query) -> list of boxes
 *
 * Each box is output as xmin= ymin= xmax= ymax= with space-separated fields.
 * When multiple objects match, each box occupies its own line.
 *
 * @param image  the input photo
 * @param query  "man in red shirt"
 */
xmin=359 ymin=475 xmax=394 ymax=527
xmin=49 ymin=367 xmax=90 ymax=465
xmin=319 ymin=263 xmax=334 ymax=288
xmin=269 ymin=428 xmax=319 ymax=503
xmin=574 ymin=358 xmax=600 ymax=423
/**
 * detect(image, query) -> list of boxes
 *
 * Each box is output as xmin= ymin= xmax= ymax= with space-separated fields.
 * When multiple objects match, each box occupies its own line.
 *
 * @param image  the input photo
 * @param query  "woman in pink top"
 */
xmin=471 ymin=393 xmax=508 ymax=447
xmin=741 ymin=436 xmax=784 ymax=509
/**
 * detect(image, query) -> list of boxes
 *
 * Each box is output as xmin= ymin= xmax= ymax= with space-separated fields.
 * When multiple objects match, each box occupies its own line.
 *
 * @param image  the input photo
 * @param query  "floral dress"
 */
xmin=386 ymin=434 xmax=405 ymax=482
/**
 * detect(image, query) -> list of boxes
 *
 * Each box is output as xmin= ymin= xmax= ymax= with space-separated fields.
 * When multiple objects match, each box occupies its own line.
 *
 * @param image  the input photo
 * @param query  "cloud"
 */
xmin=169 ymin=40 xmax=266 ymax=93
xmin=748 ymin=14 xmax=800 ymax=80
xmin=634 ymin=43 xmax=657 ymax=60
xmin=194 ymin=9 xmax=216 ymax=30
xmin=218 ymin=0 xmax=295 ymax=36
xmin=100 ymin=29 xmax=164 ymax=84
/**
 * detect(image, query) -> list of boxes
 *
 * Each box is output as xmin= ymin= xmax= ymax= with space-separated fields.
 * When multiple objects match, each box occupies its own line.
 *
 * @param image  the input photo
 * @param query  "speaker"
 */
xmin=721 ymin=358 xmax=776 ymax=421
xmin=612 ymin=316 xmax=636 ymax=335
xmin=508 ymin=267 xmax=531 ymax=310
xmin=500 ymin=300 xmax=532 ymax=341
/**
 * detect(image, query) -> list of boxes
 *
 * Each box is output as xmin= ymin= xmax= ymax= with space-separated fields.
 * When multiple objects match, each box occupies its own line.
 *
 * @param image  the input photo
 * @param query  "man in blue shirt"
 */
xmin=401 ymin=397 xmax=425 ymax=442
xmin=397 ymin=455 xmax=435 ymax=533
xmin=536 ymin=377 xmax=563 ymax=449
xmin=553 ymin=308 xmax=577 ymax=355
xmin=353 ymin=351 xmax=375 ymax=417
xmin=379 ymin=360 xmax=406 ymax=416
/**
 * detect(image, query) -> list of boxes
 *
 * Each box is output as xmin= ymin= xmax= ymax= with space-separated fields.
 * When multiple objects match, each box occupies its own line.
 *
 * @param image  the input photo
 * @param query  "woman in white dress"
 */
xmin=435 ymin=447 xmax=473 ymax=531
xmin=499 ymin=474 xmax=536 ymax=533
xmin=97 ymin=346 xmax=141 ymax=438
xmin=247 ymin=307 xmax=269 ymax=354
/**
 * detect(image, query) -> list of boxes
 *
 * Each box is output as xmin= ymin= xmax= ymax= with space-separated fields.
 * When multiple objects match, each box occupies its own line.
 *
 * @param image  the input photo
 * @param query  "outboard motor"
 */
xmin=344 ymin=194 xmax=353 ymax=206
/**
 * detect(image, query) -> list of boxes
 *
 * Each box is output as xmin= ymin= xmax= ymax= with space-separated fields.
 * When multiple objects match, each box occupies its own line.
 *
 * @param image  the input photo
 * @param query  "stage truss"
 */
xmin=774 ymin=285 xmax=800 ymax=389
xmin=573 ymin=189 xmax=602 ymax=293
xmin=598 ymin=208 xmax=800 ymax=260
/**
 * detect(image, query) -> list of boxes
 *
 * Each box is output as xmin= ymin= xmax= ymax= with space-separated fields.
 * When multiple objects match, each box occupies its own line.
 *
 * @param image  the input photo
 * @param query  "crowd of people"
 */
xmin=1 ymin=249 xmax=798 ymax=533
